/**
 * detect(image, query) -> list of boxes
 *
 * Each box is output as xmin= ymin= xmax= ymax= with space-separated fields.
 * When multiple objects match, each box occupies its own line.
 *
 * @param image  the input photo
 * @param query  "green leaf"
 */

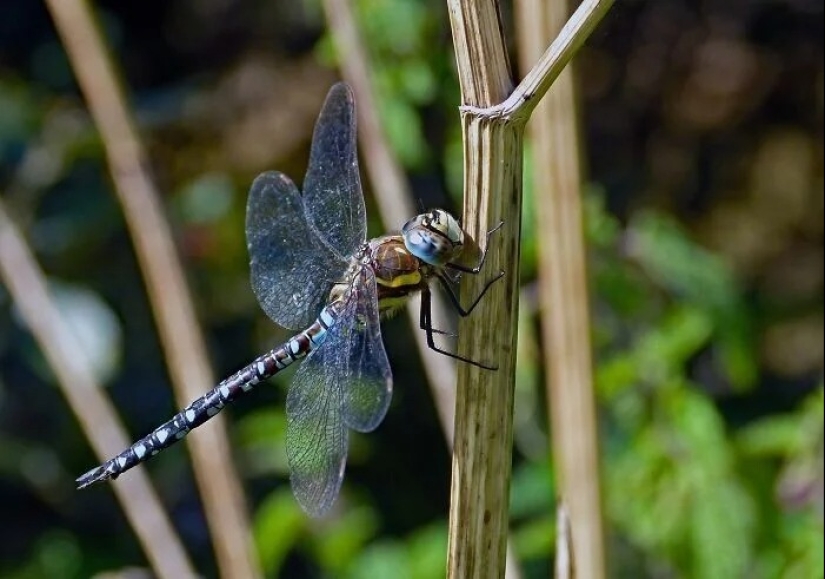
xmin=738 ymin=386 xmax=824 ymax=458
xmin=315 ymin=507 xmax=380 ymax=572
xmin=738 ymin=414 xmax=808 ymax=457
xmin=509 ymin=459 xmax=554 ymax=520
xmin=346 ymin=540 xmax=410 ymax=579
xmin=583 ymin=188 xmax=621 ymax=247
xmin=235 ymin=409 xmax=289 ymax=476
xmin=627 ymin=211 xmax=757 ymax=389
xmin=690 ymin=480 xmax=754 ymax=579
xmin=512 ymin=515 xmax=556 ymax=561
xmin=253 ymin=489 xmax=306 ymax=575
xmin=175 ymin=172 xmax=235 ymax=224
xmin=407 ymin=523 xmax=448 ymax=579
xmin=634 ymin=306 xmax=714 ymax=379
xmin=375 ymin=90 xmax=427 ymax=168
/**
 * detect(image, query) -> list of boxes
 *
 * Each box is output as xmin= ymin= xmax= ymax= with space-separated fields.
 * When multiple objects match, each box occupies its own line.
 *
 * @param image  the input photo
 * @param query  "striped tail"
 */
xmin=76 ymin=305 xmax=337 ymax=489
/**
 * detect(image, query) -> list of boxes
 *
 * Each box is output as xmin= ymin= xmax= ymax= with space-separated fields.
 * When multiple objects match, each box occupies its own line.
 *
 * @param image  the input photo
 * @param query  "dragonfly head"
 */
xmin=402 ymin=209 xmax=464 ymax=266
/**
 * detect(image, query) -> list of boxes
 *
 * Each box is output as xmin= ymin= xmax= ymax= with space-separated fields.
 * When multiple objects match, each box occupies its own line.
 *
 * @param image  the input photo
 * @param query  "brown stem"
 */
xmin=0 ymin=200 xmax=196 ymax=579
xmin=445 ymin=1 xmax=523 ymax=577
xmin=42 ymin=1 xmax=261 ymax=577
xmin=515 ymin=0 xmax=607 ymax=575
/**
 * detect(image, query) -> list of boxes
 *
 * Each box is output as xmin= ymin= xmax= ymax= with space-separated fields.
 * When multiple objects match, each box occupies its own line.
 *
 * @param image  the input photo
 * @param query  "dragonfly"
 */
xmin=76 ymin=82 xmax=502 ymax=516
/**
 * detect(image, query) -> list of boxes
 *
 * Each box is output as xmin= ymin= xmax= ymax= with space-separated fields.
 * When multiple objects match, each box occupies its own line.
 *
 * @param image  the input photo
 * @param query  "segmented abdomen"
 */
xmin=75 ymin=305 xmax=339 ymax=489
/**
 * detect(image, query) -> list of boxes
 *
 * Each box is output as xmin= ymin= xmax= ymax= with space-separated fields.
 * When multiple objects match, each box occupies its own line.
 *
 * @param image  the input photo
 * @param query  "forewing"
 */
xmin=302 ymin=83 xmax=367 ymax=259
xmin=285 ymin=269 xmax=392 ymax=516
xmin=246 ymin=171 xmax=343 ymax=330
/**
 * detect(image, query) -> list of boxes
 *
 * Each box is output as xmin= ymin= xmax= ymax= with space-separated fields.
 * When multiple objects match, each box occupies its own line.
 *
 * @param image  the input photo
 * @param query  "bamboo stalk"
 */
xmin=515 ymin=0 xmax=607 ymax=576
xmin=445 ymin=0 xmax=613 ymax=576
xmin=445 ymin=1 xmax=523 ymax=577
xmin=43 ymin=2 xmax=261 ymax=577
xmin=0 ymin=200 xmax=196 ymax=579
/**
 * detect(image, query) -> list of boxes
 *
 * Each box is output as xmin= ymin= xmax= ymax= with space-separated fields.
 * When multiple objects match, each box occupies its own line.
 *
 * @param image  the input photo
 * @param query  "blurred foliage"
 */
xmin=0 ymin=1 xmax=822 ymax=578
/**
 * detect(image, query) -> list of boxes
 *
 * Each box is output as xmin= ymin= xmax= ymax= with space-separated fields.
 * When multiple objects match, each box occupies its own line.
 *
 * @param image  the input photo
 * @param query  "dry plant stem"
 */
xmin=44 ymin=2 xmax=261 ymax=578
xmin=516 ymin=0 xmax=606 ymax=576
xmin=555 ymin=502 xmax=574 ymax=579
xmin=0 ymin=201 xmax=196 ymax=579
xmin=446 ymin=0 xmax=613 ymax=574
xmin=446 ymin=1 xmax=523 ymax=577
xmin=463 ymin=0 xmax=614 ymax=124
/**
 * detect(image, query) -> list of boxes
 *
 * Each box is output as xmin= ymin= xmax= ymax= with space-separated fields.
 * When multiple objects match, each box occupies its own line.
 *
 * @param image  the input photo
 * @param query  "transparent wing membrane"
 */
xmin=285 ymin=269 xmax=392 ymax=516
xmin=246 ymin=171 xmax=343 ymax=330
xmin=303 ymin=83 xmax=366 ymax=259
xmin=247 ymin=83 xmax=366 ymax=331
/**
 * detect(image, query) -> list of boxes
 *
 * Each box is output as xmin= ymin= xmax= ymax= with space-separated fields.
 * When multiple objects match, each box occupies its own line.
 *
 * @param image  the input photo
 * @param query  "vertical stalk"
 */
xmin=0 ymin=201 xmax=196 ymax=579
xmin=445 ymin=0 xmax=613 ymax=574
xmin=515 ymin=0 xmax=606 ymax=575
xmin=44 ymin=2 xmax=261 ymax=577
xmin=446 ymin=1 xmax=523 ymax=577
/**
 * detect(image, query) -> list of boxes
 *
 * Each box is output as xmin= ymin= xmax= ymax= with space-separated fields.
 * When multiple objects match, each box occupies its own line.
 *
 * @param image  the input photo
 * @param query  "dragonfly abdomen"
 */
xmin=75 ymin=304 xmax=339 ymax=489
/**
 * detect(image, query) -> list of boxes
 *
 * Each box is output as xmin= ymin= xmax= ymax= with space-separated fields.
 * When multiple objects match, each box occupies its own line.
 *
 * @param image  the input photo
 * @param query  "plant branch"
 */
xmin=322 ymin=2 xmax=523 ymax=575
xmin=555 ymin=502 xmax=574 ymax=579
xmin=446 ymin=1 xmax=523 ymax=577
xmin=515 ymin=0 xmax=608 ymax=575
xmin=43 ymin=1 xmax=261 ymax=577
xmin=462 ymin=0 xmax=614 ymax=124
xmin=445 ymin=0 xmax=613 ymax=575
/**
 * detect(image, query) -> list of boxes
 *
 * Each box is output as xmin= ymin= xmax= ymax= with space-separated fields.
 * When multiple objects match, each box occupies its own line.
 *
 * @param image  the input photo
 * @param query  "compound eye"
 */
xmin=401 ymin=214 xmax=424 ymax=235
xmin=405 ymin=229 xmax=451 ymax=265
xmin=402 ymin=216 xmax=449 ymax=266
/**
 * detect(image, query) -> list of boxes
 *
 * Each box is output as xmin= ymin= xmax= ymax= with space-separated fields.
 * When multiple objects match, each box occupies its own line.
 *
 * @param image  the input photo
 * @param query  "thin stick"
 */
xmin=555 ymin=502 xmax=574 ymax=579
xmin=43 ymin=2 xmax=261 ymax=577
xmin=462 ymin=0 xmax=614 ymax=125
xmin=515 ymin=0 xmax=606 ymax=575
xmin=0 ymin=201 xmax=196 ymax=579
xmin=445 ymin=1 xmax=523 ymax=577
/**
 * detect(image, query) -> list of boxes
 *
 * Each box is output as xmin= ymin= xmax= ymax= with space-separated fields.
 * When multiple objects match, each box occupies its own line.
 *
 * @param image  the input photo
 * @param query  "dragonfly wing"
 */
xmin=337 ymin=268 xmax=393 ymax=433
xmin=285 ymin=268 xmax=392 ymax=516
xmin=302 ymin=83 xmax=367 ymax=260
xmin=246 ymin=171 xmax=343 ymax=330
xmin=285 ymin=349 xmax=348 ymax=517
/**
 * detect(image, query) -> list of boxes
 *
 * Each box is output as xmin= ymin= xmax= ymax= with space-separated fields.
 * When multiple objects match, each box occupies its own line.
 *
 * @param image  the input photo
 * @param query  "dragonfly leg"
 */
xmin=418 ymin=292 xmax=456 ymax=337
xmin=436 ymin=270 xmax=504 ymax=317
xmin=420 ymin=287 xmax=498 ymax=371
xmin=418 ymin=269 xmax=502 ymax=335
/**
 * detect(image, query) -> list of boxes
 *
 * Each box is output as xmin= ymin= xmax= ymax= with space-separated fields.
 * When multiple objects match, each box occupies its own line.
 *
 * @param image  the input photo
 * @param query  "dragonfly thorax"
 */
xmin=350 ymin=236 xmax=431 ymax=317
xmin=401 ymin=209 xmax=465 ymax=267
